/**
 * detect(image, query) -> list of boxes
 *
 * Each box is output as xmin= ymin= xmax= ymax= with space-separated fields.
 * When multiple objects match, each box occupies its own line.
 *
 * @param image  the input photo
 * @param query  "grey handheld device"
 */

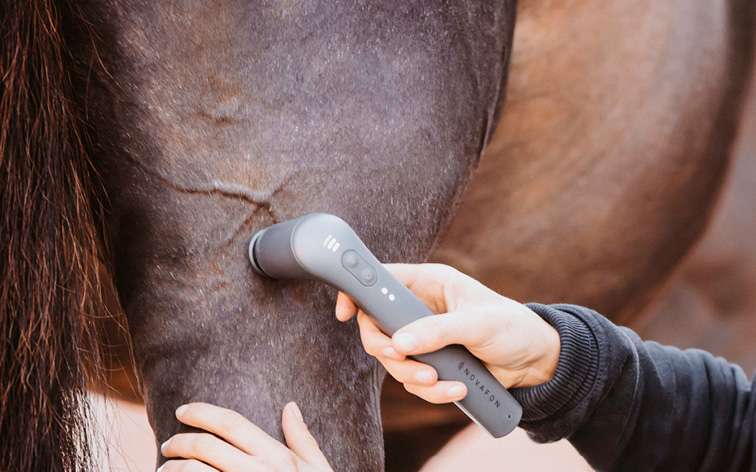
xmin=248 ymin=213 xmax=522 ymax=437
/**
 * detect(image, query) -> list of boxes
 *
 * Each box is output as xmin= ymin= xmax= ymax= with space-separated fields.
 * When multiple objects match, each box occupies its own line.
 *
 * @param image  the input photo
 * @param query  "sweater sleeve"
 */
xmin=509 ymin=303 xmax=756 ymax=471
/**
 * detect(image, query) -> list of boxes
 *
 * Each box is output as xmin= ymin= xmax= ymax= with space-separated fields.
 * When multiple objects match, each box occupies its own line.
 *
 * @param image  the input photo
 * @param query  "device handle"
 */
xmin=357 ymin=265 xmax=522 ymax=437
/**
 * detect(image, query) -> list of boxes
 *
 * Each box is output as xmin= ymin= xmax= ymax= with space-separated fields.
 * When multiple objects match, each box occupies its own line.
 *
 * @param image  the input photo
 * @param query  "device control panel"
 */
xmin=341 ymin=250 xmax=377 ymax=286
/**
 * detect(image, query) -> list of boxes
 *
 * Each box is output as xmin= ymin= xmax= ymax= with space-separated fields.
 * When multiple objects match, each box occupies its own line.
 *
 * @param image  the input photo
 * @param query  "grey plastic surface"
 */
xmin=248 ymin=213 xmax=522 ymax=437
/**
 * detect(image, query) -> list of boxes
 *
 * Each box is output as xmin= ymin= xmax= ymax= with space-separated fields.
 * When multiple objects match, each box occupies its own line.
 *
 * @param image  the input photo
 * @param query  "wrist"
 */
xmin=510 ymin=323 xmax=560 ymax=388
xmin=511 ymin=303 xmax=600 ymax=423
xmin=532 ymin=324 xmax=561 ymax=384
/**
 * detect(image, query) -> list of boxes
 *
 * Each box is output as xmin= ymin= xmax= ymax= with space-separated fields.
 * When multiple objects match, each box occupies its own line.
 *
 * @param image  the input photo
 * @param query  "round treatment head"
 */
xmin=247 ymin=228 xmax=268 ymax=276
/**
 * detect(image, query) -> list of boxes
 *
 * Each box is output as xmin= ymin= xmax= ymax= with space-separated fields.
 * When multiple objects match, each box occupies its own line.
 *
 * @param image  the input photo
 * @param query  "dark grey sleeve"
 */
xmin=509 ymin=303 xmax=756 ymax=471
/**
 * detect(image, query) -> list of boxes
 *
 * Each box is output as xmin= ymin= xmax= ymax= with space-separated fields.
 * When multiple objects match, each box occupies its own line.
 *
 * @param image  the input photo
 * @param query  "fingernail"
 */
xmin=160 ymin=439 xmax=170 ymax=454
xmin=382 ymin=346 xmax=400 ymax=358
xmin=448 ymin=385 xmax=466 ymax=398
xmin=393 ymin=333 xmax=416 ymax=352
xmin=157 ymin=466 xmax=164 ymax=472
xmin=415 ymin=370 xmax=434 ymax=383
xmin=175 ymin=404 xmax=188 ymax=418
xmin=289 ymin=402 xmax=304 ymax=422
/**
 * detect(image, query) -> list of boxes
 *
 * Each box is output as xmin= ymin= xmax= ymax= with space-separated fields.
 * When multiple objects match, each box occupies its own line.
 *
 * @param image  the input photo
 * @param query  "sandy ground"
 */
xmin=91 ymin=395 xmax=590 ymax=471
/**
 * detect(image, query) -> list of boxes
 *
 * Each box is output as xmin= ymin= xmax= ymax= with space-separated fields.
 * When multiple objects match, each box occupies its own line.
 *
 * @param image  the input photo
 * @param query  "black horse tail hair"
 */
xmin=0 ymin=1 xmax=109 ymax=470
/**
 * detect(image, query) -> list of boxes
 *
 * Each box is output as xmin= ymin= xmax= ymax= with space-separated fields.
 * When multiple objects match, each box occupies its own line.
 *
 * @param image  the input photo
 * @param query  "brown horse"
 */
xmin=0 ymin=1 xmax=752 ymax=472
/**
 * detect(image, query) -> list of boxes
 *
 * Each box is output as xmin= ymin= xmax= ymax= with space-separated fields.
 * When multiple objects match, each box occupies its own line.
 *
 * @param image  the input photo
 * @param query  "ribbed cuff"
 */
xmin=511 ymin=303 xmax=600 ymax=423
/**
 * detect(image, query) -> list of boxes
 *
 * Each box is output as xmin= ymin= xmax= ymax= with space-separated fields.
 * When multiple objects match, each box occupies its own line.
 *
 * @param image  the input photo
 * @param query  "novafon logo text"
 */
xmin=458 ymin=361 xmax=500 ymax=408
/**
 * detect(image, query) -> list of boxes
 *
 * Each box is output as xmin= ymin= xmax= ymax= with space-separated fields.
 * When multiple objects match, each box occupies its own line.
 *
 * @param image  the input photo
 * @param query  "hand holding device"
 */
xmin=336 ymin=263 xmax=561 ymax=403
xmin=248 ymin=213 xmax=525 ymax=437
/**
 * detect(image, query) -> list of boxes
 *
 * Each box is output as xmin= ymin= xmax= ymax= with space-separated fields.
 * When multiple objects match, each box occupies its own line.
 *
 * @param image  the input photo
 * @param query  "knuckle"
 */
xmin=383 ymin=364 xmax=404 ymax=382
xmin=421 ymin=318 xmax=445 ymax=346
xmin=435 ymin=317 xmax=451 ymax=341
xmin=390 ymin=368 xmax=411 ymax=383
xmin=404 ymin=383 xmax=444 ymax=404
xmin=284 ymin=454 xmax=299 ymax=471
xmin=187 ymin=434 xmax=212 ymax=454
xmin=217 ymin=413 xmax=244 ymax=435
xmin=242 ymin=457 xmax=265 ymax=472
xmin=265 ymin=454 xmax=297 ymax=472
xmin=427 ymin=263 xmax=458 ymax=278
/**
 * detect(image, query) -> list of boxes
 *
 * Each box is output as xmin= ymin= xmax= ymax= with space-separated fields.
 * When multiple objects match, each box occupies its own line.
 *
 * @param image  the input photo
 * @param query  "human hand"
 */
xmin=335 ymin=263 xmax=560 ymax=404
xmin=159 ymin=402 xmax=332 ymax=472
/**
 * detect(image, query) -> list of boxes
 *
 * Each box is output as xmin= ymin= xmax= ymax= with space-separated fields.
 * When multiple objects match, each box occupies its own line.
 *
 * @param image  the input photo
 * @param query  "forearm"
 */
xmin=512 ymin=304 xmax=756 ymax=470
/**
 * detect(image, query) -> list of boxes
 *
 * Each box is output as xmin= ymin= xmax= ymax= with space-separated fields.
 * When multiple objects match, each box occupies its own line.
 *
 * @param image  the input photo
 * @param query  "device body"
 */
xmin=248 ymin=213 xmax=522 ymax=437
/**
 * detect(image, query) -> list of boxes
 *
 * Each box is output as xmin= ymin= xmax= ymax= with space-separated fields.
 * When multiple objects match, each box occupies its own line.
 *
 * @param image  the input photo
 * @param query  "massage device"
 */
xmin=248 ymin=213 xmax=522 ymax=437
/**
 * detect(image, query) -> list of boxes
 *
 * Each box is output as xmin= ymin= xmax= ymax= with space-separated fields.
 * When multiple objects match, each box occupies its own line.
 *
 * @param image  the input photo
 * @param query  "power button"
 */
xmin=341 ymin=250 xmax=377 ymax=287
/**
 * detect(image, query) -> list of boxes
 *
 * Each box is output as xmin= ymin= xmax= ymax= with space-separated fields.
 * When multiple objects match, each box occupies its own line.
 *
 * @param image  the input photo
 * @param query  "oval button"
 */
xmin=342 ymin=251 xmax=359 ymax=268
xmin=360 ymin=266 xmax=376 ymax=285
xmin=341 ymin=250 xmax=377 ymax=287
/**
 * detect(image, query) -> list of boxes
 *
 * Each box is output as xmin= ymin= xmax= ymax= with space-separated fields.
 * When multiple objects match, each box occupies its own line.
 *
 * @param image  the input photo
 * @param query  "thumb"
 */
xmin=282 ymin=403 xmax=331 ymax=469
xmin=383 ymin=263 xmax=454 ymax=314
xmin=391 ymin=310 xmax=494 ymax=356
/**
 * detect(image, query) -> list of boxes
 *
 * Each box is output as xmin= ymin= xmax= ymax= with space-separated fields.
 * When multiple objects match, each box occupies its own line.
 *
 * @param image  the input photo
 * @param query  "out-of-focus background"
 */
xmin=635 ymin=84 xmax=756 ymax=369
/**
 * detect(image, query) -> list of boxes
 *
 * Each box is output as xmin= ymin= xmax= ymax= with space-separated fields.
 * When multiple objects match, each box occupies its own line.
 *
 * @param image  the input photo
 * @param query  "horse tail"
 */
xmin=1 ymin=1 xmax=109 ymax=470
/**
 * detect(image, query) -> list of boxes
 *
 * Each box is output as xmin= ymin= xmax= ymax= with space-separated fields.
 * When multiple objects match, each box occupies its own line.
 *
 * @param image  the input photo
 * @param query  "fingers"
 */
xmin=381 ymin=356 xmax=439 ymax=385
xmin=356 ymin=312 xmax=437 ymax=385
xmin=281 ymin=402 xmax=331 ymax=469
xmin=175 ymin=403 xmax=288 ymax=460
xmin=356 ymin=312 xmax=404 ymax=360
xmin=404 ymin=381 xmax=468 ymax=404
xmin=158 ymin=459 xmax=220 ymax=472
xmin=335 ymin=292 xmax=358 ymax=321
xmin=391 ymin=310 xmax=495 ymax=356
xmin=161 ymin=433 xmax=268 ymax=471
xmin=168 ymin=403 xmax=333 ymax=472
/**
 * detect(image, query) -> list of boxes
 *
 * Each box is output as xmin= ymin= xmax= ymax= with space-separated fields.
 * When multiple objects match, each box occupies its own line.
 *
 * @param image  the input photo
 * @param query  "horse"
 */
xmin=0 ymin=1 xmax=752 ymax=471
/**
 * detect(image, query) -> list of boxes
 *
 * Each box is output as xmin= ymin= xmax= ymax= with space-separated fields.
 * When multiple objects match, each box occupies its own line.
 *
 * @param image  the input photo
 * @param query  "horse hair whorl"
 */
xmin=0 ymin=1 xmax=109 ymax=471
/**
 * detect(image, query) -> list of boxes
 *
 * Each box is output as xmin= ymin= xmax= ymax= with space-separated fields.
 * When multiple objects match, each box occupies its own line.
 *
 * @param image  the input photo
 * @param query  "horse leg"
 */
xmin=83 ymin=2 xmax=516 ymax=470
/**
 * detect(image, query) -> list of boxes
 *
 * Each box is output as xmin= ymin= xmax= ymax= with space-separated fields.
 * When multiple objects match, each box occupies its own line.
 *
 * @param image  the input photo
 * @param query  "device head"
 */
xmin=248 ymin=213 xmax=361 ymax=280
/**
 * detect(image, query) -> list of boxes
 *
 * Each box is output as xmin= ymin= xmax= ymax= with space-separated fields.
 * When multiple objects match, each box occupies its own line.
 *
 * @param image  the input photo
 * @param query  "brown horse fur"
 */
xmin=0 ymin=2 xmax=113 ymax=471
